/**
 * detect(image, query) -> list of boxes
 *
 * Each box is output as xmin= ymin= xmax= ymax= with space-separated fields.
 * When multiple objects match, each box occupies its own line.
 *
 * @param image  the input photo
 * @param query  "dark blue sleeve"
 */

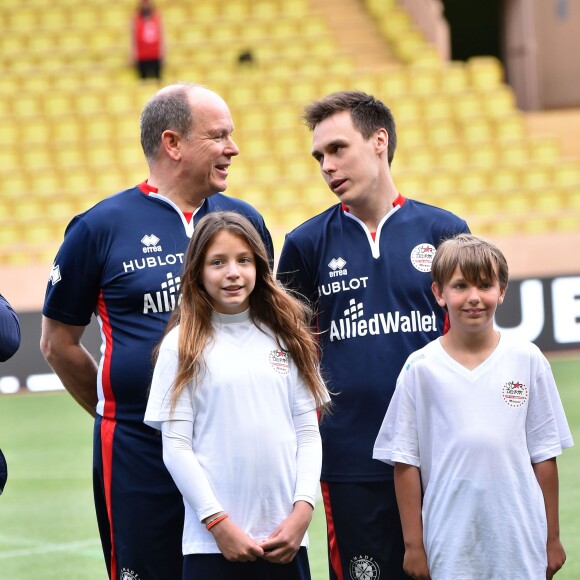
xmin=253 ymin=214 xmax=275 ymax=270
xmin=276 ymin=233 xmax=318 ymax=309
xmin=42 ymin=217 xmax=103 ymax=326
xmin=0 ymin=293 xmax=21 ymax=362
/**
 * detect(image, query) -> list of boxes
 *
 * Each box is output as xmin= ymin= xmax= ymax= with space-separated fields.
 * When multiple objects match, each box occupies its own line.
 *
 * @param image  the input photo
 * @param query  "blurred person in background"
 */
xmin=277 ymin=91 xmax=469 ymax=580
xmin=132 ymin=0 xmax=164 ymax=81
xmin=0 ymin=292 xmax=20 ymax=362
xmin=40 ymin=83 xmax=273 ymax=580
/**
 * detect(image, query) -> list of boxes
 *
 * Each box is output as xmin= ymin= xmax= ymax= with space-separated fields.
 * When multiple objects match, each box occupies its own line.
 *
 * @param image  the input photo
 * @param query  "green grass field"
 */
xmin=0 ymin=355 xmax=578 ymax=579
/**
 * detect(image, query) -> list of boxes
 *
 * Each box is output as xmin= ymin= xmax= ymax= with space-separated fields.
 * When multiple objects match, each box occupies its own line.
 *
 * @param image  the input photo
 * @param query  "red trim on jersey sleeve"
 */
xmin=321 ymin=482 xmax=344 ymax=580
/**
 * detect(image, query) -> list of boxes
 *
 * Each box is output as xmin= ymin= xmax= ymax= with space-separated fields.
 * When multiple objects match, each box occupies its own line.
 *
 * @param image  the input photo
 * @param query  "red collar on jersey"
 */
xmin=341 ymin=192 xmax=406 ymax=213
xmin=138 ymin=180 xmax=193 ymax=222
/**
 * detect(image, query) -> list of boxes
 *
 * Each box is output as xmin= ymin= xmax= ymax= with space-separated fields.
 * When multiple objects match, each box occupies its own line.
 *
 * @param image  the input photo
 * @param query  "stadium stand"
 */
xmin=1 ymin=0 xmax=580 ymax=265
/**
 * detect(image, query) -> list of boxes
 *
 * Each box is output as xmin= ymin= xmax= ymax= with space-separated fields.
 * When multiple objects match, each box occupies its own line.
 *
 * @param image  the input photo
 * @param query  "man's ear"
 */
xmin=375 ymin=127 xmax=388 ymax=155
xmin=161 ymin=129 xmax=181 ymax=161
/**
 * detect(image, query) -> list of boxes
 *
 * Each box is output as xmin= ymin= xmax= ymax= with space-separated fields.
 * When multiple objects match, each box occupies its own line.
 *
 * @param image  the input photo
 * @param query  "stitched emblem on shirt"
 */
xmin=120 ymin=569 xmax=140 ymax=580
xmin=269 ymin=349 xmax=289 ymax=375
xmin=502 ymin=380 xmax=528 ymax=407
xmin=410 ymin=243 xmax=436 ymax=272
xmin=349 ymin=555 xmax=381 ymax=579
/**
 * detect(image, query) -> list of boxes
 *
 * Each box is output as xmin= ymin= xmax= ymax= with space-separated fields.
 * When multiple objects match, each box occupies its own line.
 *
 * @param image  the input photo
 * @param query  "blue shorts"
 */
xmin=183 ymin=547 xmax=311 ymax=580
xmin=93 ymin=416 xmax=184 ymax=579
xmin=321 ymin=480 xmax=408 ymax=580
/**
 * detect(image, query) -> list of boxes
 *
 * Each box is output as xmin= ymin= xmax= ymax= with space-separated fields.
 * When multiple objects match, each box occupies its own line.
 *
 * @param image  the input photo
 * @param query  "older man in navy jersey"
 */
xmin=41 ymin=83 xmax=273 ymax=580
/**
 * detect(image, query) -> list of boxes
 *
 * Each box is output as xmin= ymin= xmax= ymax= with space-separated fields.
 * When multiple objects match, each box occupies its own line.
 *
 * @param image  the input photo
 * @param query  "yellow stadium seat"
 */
xmin=0 ymin=148 xmax=19 ymax=170
xmin=468 ymin=143 xmax=498 ymax=168
xmin=24 ymin=223 xmax=58 ymax=245
xmin=0 ymin=120 xmax=18 ymax=143
xmin=452 ymin=91 xmax=480 ymax=120
xmin=494 ymin=115 xmax=525 ymax=141
xmin=12 ymin=94 xmax=44 ymax=118
xmin=528 ymin=137 xmax=560 ymax=163
xmin=501 ymin=141 xmax=528 ymax=165
xmin=461 ymin=118 xmax=493 ymax=143
xmin=29 ymin=173 xmax=62 ymax=197
xmin=44 ymin=199 xmax=77 ymax=221
xmin=9 ymin=9 xmax=37 ymax=31
xmin=85 ymin=118 xmax=115 ymax=142
xmin=502 ymin=189 xmax=529 ymax=214
xmin=270 ymin=104 xmax=302 ymax=131
xmin=21 ymin=148 xmax=53 ymax=169
xmin=40 ymin=7 xmax=68 ymax=31
xmin=252 ymin=1 xmax=278 ymax=19
xmin=86 ymin=143 xmax=117 ymax=169
xmin=53 ymin=146 xmax=85 ymax=169
xmin=439 ymin=62 xmax=470 ymax=94
xmin=21 ymin=117 xmax=51 ymax=145
xmin=553 ymin=162 xmax=580 ymax=187
xmin=481 ymin=86 xmax=516 ymax=117
xmin=533 ymin=187 xmax=564 ymax=212
xmin=286 ymin=157 xmax=316 ymax=180
xmin=567 ymin=186 xmax=580 ymax=209
xmin=521 ymin=166 xmax=551 ymax=190
xmin=491 ymin=167 xmax=520 ymax=192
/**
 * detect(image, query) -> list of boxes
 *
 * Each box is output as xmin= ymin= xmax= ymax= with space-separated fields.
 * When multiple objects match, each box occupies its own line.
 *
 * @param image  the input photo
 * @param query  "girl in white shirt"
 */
xmin=373 ymin=234 xmax=573 ymax=580
xmin=145 ymin=211 xmax=329 ymax=580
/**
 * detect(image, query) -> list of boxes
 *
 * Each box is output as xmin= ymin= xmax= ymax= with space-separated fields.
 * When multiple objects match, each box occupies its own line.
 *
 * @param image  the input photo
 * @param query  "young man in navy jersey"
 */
xmin=276 ymin=91 xmax=469 ymax=580
xmin=40 ymin=83 xmax=273 ymax=580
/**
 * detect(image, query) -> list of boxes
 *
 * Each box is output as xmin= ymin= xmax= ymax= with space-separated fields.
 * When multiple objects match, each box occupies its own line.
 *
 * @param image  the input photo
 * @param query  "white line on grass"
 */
xmin=0 ymin=539 xmax=101 ymax=560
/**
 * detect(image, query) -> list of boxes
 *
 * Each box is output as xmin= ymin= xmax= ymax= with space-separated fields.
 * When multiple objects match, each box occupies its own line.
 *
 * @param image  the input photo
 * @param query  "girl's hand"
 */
xmin=546 ymin=537 xmax=566 ymax=579
xmin=260 ymin=501 xmax=313 ymax=564
xmin=403 ymin=543 xmax=431 ymax=580
xmin=210 ymin=518 xmax=264 ymax=562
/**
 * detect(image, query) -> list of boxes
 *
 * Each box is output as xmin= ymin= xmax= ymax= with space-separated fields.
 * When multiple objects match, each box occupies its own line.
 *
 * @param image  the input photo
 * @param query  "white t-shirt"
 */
xmin=373 ymin=335 xmax=573 ymax=580
xmin=145 ymin=309 xmax=321 ymax=554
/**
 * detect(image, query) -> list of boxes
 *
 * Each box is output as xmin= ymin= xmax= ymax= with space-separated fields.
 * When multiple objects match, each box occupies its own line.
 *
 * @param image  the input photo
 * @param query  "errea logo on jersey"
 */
xmin=329 ymin=298 xmax=437 ymax=341
xmin=328 ymin=257 xmax=347 ymax=278
xmin=141 ymin=234 xmax=162 ymax=253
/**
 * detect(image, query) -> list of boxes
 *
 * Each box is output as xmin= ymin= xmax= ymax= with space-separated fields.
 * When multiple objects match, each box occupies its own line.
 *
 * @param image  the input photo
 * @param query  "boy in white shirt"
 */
xmin=373 ymin=233 xmax=573 ymax=580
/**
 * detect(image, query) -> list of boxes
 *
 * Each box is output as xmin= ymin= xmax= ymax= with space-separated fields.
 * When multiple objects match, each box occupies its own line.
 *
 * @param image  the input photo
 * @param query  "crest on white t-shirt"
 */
xmin=502 ymin=380 xmax=528 ymax=407
xmin=269 ymin=349 xmax=289 ymax=375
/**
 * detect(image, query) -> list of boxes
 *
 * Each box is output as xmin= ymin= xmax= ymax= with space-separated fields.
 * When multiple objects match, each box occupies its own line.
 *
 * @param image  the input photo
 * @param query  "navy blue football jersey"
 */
xmin=43 ymin=183 xmax=273 ymax=423
xmin=277 ymin=197 xmax=469 ymax=481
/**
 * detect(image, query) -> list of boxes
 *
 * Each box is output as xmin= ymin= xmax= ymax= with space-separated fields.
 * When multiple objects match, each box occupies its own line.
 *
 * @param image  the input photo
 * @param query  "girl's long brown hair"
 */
xmin=159 ymin=211 xmax=328 ymax=414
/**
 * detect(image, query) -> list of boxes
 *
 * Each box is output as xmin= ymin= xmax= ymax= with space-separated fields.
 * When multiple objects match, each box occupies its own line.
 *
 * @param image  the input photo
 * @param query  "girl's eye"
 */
xmin=211 ymin=260 xmax=222 ymax=266
xmin=239 ymin=257 xmax=252 ymax=264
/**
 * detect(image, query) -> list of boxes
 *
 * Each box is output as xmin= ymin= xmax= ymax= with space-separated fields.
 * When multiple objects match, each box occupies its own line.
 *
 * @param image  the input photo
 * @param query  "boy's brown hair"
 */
xmin=431 ymin=234 xmax=509 ymax=290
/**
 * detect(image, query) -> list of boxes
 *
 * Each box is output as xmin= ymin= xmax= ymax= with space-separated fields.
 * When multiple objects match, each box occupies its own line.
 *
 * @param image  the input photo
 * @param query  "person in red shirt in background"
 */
xmin=132 ymin=0 xmax=164 ymax=81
